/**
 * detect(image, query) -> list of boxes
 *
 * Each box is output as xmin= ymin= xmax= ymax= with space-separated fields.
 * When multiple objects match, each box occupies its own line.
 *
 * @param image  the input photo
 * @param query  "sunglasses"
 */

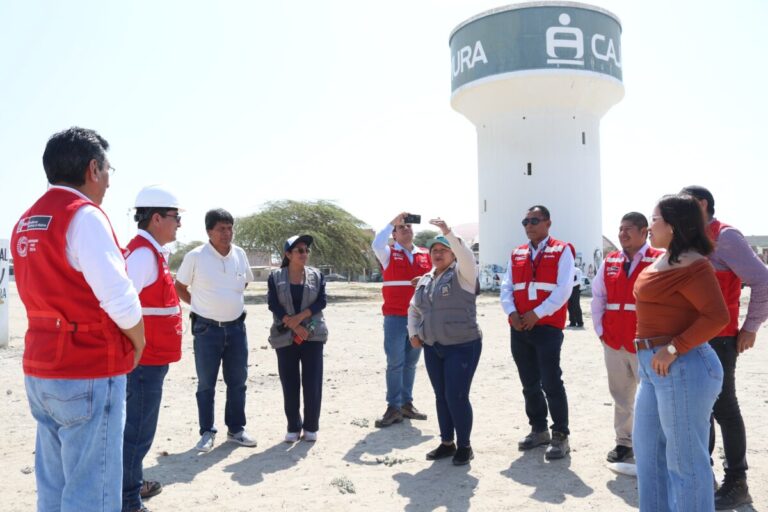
xmin=521 ymin=217 xmax=545 ymax=227
xmin=292 ymin=247 xmax=311 ymax=254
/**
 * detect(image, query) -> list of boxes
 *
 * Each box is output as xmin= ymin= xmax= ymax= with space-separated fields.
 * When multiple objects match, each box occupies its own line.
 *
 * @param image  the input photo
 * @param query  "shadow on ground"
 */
xmin=500 ymin=448 xmax=593 ymax=504
xmin=393 ymin=462 xmax=478 ymax=512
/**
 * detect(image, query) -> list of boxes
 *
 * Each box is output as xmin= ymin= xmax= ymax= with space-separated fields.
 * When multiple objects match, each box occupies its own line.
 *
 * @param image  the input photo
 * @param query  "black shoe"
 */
xmin=606 ymin=445 xmax=633 ymax=463
xmin=426 ymin=442 xmax=457 ymax=460
xmin=518 ymin=429 xmax=551 ymax=451
xmin=401 ymin=402 xmax=427 ymax=420
xmin=452 ymin=446 xmax=474 ymax=466
xmin=714 ymin=478 xmax=752 ymax=510
xmin=545 ymin=431 xmax=570 ymax=460
xmin=374 ymin=406 xmax=403 ymax=428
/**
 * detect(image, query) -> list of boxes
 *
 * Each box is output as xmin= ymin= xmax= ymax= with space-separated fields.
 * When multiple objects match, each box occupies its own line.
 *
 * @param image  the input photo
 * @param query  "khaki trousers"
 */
xmin=603 ymin=343 xmax=639 ymax=447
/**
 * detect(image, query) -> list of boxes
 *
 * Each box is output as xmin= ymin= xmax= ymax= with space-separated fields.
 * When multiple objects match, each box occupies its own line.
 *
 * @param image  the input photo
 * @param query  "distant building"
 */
xmin=745 ymin=236 xmax=768 ymax=264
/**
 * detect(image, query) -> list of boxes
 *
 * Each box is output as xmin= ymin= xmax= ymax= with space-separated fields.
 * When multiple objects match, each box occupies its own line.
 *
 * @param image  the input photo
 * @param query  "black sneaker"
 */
xmin=518 ymin=429 xmax=551 ymax=451
xmin=714 ymin=478 xmax=752 ymax=510
xmin=426 ymin=442 xmax=457 ymax=460
xmin=452 ymin=446 xmax=474 ymax=466
xmin=374 ymin=406 xmax=403 ymax=428
xmin=606 ymin=445 xmax=633 ymax=463
xmin=545 ymin=431 xmax=570 ymax=460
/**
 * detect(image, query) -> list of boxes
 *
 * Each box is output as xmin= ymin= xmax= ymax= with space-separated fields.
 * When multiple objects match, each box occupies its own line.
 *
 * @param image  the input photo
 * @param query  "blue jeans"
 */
xmin=634 ymin=343 xmax=723 ymax=512
xmin=192 ymin=317 xmax=249 ymax=435
xmin=122 ymin=364 xmax=169 ymax=512
xmin=423 ymin=339 xmax=482 ymax=448
xmin=510 ymin=325 xmax=569 ymax=435
xmin=25 ymin=375 xmax=126 ymax=512
xmin=275 ymin=342 xmax=324 ymax=433
xmin=383 ymin=315 xmax=421 ymax=408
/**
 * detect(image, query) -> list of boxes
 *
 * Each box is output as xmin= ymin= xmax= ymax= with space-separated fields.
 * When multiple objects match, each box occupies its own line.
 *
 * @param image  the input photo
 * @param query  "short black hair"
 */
xmin=135 ymin=207 xmax=175 ymax=230
xmin=42 ymin=127 xmax=109 ymax=185
xmin=680 ymin=185 xmax=715 ymax=217
xmin=205 ymin=208 xmax=234 ymax=231
xmin=528 ymin=205 xmax=550 ymax=220
xmin=621 ymin=211 xmax=648 ymax=230
xmin=657 ymin=194 xmax=713 ymax=264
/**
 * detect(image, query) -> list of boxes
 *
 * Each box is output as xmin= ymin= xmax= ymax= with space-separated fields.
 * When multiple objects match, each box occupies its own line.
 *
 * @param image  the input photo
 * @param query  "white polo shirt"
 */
xmin=176 ymin=242 xmax=254 ymax=322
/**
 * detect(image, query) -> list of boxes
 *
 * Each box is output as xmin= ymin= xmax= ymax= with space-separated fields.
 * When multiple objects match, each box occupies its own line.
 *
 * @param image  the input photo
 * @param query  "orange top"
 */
xmin=634 ymin=259 xmax=729 ymax=355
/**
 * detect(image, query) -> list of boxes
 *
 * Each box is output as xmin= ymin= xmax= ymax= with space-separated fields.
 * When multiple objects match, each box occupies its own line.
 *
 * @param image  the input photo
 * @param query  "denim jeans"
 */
xmin=193 ymin=317 xmax=249 ymax=435
xmin=634 ymin=343 xmax=723 ymax=512
xmin=510 ymin=325 xmax=569 ymax=435
xmin=383 ymin=315 xmax=421 ymax=408
xmin=25 ymin=375 xmax=127 ymax=512
xmin=275 ymin=342 xmax=324 ymax=433
xmin=423 ymin=339 xmax=482 ymax=448
xmin=708 ymin=336 xmax=748 ymax=480
xmin=122 ymin=364 xmax=169 ymax=512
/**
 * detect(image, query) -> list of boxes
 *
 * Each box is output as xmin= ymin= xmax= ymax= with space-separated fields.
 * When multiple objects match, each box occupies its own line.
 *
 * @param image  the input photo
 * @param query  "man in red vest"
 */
xmin=682 ymin=186 xmax=768 ymax=509
xmin=372 ymin=212 xmax=432 ymax=427
xmin=500 ymin=205 xmax=575 ymax=459
xmin=591 ymin=212 xmax=663 ymax=464
xmin=11 ymin=127 xmax=145 ymax=511
xmin=121 ymin=185 xmax=184 ymax=512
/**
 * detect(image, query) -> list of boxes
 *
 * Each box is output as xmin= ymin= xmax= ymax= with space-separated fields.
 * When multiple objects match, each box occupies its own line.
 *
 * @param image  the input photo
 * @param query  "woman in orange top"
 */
xmin=633 ymin=194 xmax=729 ymax=512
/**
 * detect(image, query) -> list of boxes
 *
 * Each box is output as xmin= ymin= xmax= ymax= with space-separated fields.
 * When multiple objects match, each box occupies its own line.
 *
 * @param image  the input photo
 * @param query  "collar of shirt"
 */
xmin=528 ymin=236 xmax=550 ymax=258
xmin=49 ymin=184 xmax=90 ymax=202
xmin=205 ymin=241 xmax=233 ymax=259
xmin=137 ymin=229 xmax=170 ymax=259
xmin=393 ymin=242 xmax=427 ymax=254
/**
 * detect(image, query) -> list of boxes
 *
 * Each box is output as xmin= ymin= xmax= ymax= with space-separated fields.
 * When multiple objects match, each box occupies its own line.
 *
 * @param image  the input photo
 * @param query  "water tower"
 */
xmin=450 ymin=2 xmax=624 ymax=288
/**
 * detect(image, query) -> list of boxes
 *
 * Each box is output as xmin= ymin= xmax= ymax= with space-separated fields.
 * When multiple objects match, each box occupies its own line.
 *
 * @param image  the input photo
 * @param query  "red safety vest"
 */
xmin=709 ymin=220 xmax=742 ymax=337
xmin=11 ymin=188 xmax=135 ymax=379
xmin=601 ymin=247 xmax=664 ymax=352
xmin=381 ymin=246 xmax=432 ymax=316
xmin=510 ymin=237 xmax=569 ymax=330
xmin=125 ymin=235 xmax=183 ymax=365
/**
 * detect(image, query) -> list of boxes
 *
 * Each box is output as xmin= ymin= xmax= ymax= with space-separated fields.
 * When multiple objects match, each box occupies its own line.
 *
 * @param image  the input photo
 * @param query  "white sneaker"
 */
xmin=227 ymin=430 xmax=258 ymax=447
xmin=195 ymin=431 xmax=216 ymax=453
xmin=303 ymin=431 xmax=317 ymax=442
xmin=284 ymin=431 xmax=300 ymax=443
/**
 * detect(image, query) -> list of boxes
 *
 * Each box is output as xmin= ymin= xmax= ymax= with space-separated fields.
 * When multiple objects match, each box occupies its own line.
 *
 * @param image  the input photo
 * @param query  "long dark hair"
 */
xmin=656 ymin=194 xmax=713 ymax=264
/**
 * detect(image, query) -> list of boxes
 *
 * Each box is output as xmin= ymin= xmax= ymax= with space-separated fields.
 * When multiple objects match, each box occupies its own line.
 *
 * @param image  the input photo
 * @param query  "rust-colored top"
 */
xmin=634 ymin=258 xmax=729 ymax=355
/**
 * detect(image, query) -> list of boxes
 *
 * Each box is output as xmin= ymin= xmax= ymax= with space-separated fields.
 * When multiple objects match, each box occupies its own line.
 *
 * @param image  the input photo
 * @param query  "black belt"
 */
xmin=190 ymin=311 xmax=246 ymax=327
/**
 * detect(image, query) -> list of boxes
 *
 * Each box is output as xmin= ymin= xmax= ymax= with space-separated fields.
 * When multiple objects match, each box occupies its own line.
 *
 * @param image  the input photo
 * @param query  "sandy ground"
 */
xmin=2 ymin=281 xmax=767 ymax=512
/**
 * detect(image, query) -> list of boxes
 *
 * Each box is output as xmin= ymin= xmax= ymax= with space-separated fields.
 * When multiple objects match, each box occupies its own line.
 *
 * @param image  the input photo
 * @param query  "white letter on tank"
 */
xmin=546 ymin=13 xmax=584 ymax=66
xmin=459 ymin=46 xmax=472 ymax=73
xmin=591 ymin=34 xmax=622 ymax=68
xmin=471 ymin=40 xmax=488 ymax=68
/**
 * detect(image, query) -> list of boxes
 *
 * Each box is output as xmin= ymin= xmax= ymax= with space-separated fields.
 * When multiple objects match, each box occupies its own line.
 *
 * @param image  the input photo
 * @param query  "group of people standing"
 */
xmin=10 ymin=126 xmax=768 ymax=512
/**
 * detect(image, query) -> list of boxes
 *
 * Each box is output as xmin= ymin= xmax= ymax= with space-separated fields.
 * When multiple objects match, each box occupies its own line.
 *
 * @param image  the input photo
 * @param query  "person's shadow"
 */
xmin=144 ymin=442 xmax=239 ymax=486
xmin=606 ymin=472 xmax=638 ymax=507
xmin=343 ymin=422 xmax=432 ymax=465
xmin=223 ymin=441 xmax=313 ymax=486
xmin=393 ymin=462 xmax=478 ymax=512
xmin=500 ymin=449 xmax=593 ymax=504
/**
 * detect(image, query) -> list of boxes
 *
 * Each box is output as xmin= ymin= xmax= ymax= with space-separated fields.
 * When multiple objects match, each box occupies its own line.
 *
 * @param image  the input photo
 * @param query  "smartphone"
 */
xmin=403 ymin=214 xmax=421 ymax=224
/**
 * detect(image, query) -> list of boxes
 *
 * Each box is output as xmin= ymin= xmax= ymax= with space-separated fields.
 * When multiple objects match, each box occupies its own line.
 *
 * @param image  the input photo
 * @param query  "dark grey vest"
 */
xmin=411 ymin=264 xmax=481 ymax=346
xmin=268 ymin=267 xmax=328 ymax=349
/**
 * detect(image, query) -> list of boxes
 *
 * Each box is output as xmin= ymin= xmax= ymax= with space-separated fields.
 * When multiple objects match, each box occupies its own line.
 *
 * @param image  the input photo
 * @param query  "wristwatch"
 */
xmin=666 ymin=343 xmax=678 ymax=356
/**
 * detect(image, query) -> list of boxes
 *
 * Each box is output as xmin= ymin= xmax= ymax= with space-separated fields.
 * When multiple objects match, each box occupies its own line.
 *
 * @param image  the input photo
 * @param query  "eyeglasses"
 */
xmin=521 ymin=217 xmax=545 ymax=227
xmin=103 ymin=165 xmax=116 ymax=176
xmin=292 ymin=248 xmax=310 ymax=254
xmin=161 ymin=213 xmax=182 ymax=224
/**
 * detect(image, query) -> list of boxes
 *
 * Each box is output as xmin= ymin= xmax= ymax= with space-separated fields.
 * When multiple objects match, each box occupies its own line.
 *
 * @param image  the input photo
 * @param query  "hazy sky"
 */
xmin=1 ymin=0 xmax=766 ymax=247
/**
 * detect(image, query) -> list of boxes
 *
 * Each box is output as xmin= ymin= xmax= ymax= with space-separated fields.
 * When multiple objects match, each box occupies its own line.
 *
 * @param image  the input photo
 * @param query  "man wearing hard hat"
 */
xmin=121 ymin=185 xmax=184 ymax=512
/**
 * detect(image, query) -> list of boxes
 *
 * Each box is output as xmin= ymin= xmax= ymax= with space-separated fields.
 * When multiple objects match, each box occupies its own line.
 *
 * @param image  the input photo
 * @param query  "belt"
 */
xmin=190 ymin=311 xmax=246 ymax=327
xmin=633 ymin=336 xmax=673 ymax=351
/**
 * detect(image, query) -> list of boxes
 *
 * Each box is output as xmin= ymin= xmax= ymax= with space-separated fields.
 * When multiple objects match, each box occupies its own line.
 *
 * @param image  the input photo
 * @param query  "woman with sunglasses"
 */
xmin=633 ymin=194 xmax=729 ymax=511
xmin=408 ymin=218 xmax=482 ymax=466
xmin=267 ymin=235 xmax=328 ymax=443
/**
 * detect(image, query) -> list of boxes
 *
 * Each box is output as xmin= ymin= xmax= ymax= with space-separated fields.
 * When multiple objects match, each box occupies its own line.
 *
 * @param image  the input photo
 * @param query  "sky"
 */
xmin=1 ymin=0 xmax=766 ymax=248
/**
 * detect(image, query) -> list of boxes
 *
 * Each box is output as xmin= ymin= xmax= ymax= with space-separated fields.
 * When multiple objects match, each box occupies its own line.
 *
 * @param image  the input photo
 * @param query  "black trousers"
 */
xmin=567 ymin=285 xmax=583 ymax=326
xmin=708 ymin=336 xmax=748 ymax=480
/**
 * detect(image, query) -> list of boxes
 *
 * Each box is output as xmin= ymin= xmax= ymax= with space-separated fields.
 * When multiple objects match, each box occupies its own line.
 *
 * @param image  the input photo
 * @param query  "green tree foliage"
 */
xmin=169 ymin=240 xmax=204 ymax=271
xmin=235 ymin=200 xmax=374 ymax=274
xmin=413 ymin=229 xmax=439 ymax=248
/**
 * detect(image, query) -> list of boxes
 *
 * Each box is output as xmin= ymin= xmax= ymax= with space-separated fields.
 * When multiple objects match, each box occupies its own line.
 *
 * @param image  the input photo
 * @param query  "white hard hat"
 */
xmin=134 ymin=185 xmax=183 ymax=210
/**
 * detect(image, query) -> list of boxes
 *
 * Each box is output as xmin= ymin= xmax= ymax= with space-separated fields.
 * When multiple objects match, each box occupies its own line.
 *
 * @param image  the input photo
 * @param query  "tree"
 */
xmin=235 ymin=200 xmax=374 ymax=274
xmin=413 ymin=229 xmax=439 ymax=248
xmin=169 ymin=240 xmax=204 ymax=271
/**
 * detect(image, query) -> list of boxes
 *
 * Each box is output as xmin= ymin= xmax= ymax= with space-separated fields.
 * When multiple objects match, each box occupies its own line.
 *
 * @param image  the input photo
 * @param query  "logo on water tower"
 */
xmin=546 ymin=13 xmax=621 ymax=68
